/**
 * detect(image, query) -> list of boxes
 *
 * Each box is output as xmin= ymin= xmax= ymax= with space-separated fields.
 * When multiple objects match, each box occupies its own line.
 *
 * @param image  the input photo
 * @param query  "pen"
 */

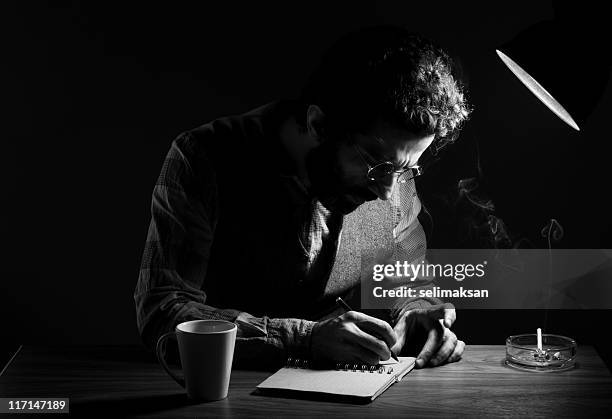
xmin=335 ymin=297 xmax=399 ymax=362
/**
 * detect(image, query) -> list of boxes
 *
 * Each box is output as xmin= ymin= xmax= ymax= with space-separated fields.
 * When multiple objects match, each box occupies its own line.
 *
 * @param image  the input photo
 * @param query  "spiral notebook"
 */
xmin=256 ymin=356 xmax=416 ymax=403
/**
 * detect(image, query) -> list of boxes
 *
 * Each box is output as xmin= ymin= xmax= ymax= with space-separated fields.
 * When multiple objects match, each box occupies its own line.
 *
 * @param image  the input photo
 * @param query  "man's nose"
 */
xmin=373 ymin=175 xmax=395 ymax=200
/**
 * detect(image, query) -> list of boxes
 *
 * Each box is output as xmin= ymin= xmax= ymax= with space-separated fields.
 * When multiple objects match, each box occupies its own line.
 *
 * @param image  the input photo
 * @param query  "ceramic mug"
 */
xmin=156 ymin=320 xmax=237 ymax=401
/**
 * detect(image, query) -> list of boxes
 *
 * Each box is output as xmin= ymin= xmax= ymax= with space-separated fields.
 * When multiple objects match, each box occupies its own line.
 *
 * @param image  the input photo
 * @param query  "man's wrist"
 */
xmin=294 ymin=319 xmax=315 ymax=360
xmin=308 ymin=321 xmax=318 ymax=358
xmin=268 ymin=318 xmax=316 ymax=360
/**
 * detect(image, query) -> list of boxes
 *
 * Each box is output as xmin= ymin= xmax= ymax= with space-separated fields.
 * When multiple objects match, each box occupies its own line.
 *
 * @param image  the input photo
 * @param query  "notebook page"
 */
xmin=257 ymin=357 xmax=415 ymax=399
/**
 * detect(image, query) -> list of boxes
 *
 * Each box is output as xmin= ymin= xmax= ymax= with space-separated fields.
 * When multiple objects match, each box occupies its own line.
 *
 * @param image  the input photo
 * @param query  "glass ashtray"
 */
xmin=505 ymin=334 xmax=577 ymax=372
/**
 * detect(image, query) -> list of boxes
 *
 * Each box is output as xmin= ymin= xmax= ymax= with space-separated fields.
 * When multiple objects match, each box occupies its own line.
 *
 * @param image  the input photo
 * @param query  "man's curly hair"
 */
xmin=301 ymin=26 xmax=472 ymax=148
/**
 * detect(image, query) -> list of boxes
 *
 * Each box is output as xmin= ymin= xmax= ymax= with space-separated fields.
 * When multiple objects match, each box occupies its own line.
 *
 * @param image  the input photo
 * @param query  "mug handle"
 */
xmin=156 ymin=331 xmax=185 ymax=388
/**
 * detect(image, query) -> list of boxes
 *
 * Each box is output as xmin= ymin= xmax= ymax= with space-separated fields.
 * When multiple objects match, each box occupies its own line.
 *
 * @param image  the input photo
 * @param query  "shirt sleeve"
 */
xmin=134 ymin=132 xmax=315 ymax=368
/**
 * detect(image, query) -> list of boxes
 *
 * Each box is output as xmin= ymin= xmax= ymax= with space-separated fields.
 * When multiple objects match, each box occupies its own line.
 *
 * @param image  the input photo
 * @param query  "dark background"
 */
xmin=2 ymin=1 xmax=611 ymax=367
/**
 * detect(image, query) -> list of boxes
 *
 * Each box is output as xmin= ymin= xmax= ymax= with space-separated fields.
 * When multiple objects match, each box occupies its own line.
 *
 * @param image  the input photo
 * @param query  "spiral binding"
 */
xmin=285 ymin=357 xmax=393 ymax=374
xmin=335 ymin=362 xmax=394 ymax=374
xmin=286 ymin=357 xmax=311 ymax=369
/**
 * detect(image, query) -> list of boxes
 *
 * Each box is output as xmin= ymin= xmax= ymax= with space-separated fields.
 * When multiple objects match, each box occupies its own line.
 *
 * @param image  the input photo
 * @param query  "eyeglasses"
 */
xmin=353 ymin=143 xmax=424 ymax=184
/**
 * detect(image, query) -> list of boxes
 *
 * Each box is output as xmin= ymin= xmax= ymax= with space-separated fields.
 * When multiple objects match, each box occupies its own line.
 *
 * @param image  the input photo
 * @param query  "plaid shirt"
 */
xmin=134 ymin=102 xmax=438 ymax=368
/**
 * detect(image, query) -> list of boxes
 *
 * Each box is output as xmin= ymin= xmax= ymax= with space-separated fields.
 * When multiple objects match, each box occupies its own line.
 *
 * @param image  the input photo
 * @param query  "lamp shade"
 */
xmin=497 ymin=18 xmax=611 ymax=131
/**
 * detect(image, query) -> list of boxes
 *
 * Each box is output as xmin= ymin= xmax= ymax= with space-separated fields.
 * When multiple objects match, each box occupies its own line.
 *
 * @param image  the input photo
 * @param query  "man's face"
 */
xmin=306 ymin=120 xmax=435 ymax=214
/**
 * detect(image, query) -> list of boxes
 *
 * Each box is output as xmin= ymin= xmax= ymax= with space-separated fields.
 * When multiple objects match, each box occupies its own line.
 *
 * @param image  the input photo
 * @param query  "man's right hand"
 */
xmin=310 ymin=311 xmax=397 ymax=365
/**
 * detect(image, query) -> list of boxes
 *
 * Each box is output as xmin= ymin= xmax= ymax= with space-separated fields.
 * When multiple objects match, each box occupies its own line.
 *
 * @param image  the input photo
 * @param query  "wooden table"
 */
xmin=1 ymin=345 xmax=611 ymax=417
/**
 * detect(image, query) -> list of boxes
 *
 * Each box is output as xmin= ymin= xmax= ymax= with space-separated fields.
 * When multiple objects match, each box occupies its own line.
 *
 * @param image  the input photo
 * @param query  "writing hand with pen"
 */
xmin=310 ymin=298 xmax=398 ymax=366
xmin=310 ymin=298 xmax=464 ymax=368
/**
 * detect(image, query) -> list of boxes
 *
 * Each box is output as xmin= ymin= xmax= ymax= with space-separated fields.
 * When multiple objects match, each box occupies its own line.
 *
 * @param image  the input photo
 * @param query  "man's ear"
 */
xmin=306 ymin=104 xmax=327 ymax=143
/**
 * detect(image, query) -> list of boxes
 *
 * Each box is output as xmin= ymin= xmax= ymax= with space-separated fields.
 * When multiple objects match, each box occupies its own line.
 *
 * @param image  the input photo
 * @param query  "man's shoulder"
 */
xmin=167 ymin=100 xmax=296 ymax=180
xmin=181 ymin=101 xmax=292 ymax=146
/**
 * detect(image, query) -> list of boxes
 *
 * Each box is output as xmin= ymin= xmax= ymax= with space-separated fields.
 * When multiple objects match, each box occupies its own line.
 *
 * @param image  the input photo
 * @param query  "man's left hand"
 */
xmin=390 ymin=303 xmax=465 ymax=368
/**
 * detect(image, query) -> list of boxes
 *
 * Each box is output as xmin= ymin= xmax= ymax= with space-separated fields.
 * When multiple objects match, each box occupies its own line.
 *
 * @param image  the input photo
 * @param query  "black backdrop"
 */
xmin=3 ymin=1 xmax=611 ymax=366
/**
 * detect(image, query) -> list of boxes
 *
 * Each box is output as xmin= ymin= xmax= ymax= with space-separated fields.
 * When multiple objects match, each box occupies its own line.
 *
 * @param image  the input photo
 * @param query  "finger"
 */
xmin=318 ymin=335 xmax=379 ymax=364
xmin=424 ymin=303 xmax=453 ymax=320
xmin=347 ymin=311 xmax=398 ymax=348
xmin=398 ymin=308 xmax=419 ymax=337
xmin=447 ymin=340 xmax=465 ymax=363
xmin=348 ymin=324 xmax=391 ymax=361
xmin=425 ymin=303 xmax=456 ymax=328
xmin=443 ymin=307 xmax=456 ymax=328
xmin=390 ymin=317 xmax=407 ymax=355
xmin=429 ymin=330 xmax=458 ymax=366
xmin=415 ymin=321 xmax=444 ymax=368
xmin=344 ymin=341 xmax=381 ymax=366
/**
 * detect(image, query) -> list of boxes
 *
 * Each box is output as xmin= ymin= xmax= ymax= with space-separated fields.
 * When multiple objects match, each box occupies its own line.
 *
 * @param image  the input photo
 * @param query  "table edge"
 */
xmin=0 ymin=345 xmax=23 ymax=377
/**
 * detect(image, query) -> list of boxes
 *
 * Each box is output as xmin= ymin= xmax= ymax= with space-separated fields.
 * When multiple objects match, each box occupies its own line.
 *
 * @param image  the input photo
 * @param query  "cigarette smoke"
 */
xmin=455 ymin=176 xmax=512 ymax=248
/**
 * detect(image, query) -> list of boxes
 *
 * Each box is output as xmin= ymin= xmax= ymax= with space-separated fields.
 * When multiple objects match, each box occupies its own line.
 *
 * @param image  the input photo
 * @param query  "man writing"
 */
xmin=135 ymin=26 xmax=470 ymax=369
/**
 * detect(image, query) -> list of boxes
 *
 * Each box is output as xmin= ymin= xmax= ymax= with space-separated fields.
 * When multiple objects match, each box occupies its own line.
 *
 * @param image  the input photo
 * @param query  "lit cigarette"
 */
xmin=537 ymin=328 xmax=543 ymax=351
